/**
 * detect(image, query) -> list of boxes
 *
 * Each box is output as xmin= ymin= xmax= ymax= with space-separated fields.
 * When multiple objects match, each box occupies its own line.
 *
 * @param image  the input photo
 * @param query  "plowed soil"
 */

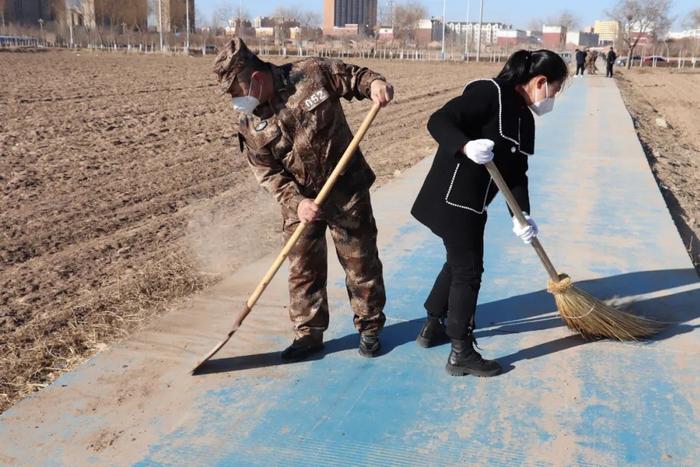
xmin=0 ymin=50 xmax=499 ymax=412
xmin=616 ymin=68 xmax=700 ymax=273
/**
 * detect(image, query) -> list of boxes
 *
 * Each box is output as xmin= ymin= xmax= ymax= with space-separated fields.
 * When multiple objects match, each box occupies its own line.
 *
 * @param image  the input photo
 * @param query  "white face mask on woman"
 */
xmin=230 ymin=81 xmax=260 ymax=115
xmin=529 ymin=81 xmax=555 ymax=116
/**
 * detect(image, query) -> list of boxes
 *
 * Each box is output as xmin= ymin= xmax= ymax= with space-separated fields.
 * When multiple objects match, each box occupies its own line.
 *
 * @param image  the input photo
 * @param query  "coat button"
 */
xmin=511 ymin=146 xmax=517 ymax=153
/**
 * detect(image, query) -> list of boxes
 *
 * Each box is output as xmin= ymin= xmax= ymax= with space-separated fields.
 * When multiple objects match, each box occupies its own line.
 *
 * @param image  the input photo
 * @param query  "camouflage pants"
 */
xmin=283 ymin=190 xmax=386 ymax=339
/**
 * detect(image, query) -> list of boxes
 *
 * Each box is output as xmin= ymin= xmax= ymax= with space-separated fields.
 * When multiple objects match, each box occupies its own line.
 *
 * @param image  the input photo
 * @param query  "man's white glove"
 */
xmin=512 ymin=212 xmax=539 ymax=244
xmin=464 ymin=139 xmax=495 ymax=164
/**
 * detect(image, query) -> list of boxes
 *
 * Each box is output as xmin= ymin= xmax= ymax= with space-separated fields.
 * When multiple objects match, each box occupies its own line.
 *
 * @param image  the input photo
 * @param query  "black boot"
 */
xmin=358 ymin=333 xmax=381 ymax=358
xmin=445 ymin=336 xmax=501 ymax=377
xmin=416 ymin=316 xmax=449 ymax=348
xmin=281 ymin=335 xmax=324 ymax=362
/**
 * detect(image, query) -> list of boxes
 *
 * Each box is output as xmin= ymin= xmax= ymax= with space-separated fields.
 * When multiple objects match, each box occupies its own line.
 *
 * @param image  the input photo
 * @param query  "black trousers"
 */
xmin=606 ymin=63 xmax=614 ymax=77
xmin=576 ymin=64 xmax=585 ymax=75
xmin=424 ymin=216 xmax=486 ymax=340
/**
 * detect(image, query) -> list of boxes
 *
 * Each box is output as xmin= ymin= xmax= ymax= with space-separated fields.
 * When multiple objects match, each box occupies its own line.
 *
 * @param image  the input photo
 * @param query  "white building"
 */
xmin=445 ymin=21 xmax=512 ymax=45
xmin=254 ymin=26 xmax=274 ymax=38
xmin=667 ymin=29 xmax=700 ymax=39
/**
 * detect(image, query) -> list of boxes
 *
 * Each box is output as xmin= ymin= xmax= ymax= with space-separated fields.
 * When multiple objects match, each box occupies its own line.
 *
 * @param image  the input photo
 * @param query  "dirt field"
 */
xmin=616 ymin=69 xmax=700 ymax=273
xmin=0 ymin=49 xmax=500 ymax=412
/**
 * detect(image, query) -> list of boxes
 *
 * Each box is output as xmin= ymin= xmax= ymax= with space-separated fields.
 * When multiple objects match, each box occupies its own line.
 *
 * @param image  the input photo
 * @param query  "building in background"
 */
xmin=254 ymin=26 xmax=274 ymax=39
xmin=323 ymin=0 xmax=377 ymax=36
xmin=377 ymin=26 xmax=394 ymax=41
xmin=445 ymin=21 xmax=511 ymax=46
xmin=225 ymin=18 xmax=252 ymax=36
xmin=630 ymin=31 xmax=654 ymax=49
xmin=497 ymin=29 xmax=527 ymax=47
xmin=169 ymin=0 xmax=195 ymax=34
xmin=566 ymin=31 xmax=599 ymax=48
xmin=593 ymin=20 xmax=620 ymax=45
xmin=542 ymin=25 xmax=567 ymax=49
xmin=414 ymin=18 xmax=433 ymax=46
xmin=2 ymin=0 xmax=59 ymax=25
xmin=667 ymin=29 xmax=700 ymax=39
xmin=63 ymin=0 xmax=96 ymax=30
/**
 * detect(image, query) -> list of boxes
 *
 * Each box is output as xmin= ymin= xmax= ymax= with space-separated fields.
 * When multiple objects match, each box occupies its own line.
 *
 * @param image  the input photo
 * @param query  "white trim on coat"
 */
xmin=461 ymin=78 xmax=519 ymax=145
xmin=444 ymin=162 xmax=493 ymax=214
xmin=446 ymin=79 xmax=534 ymax=212
xmin=460 ymin=78 xmax=536 ymax=157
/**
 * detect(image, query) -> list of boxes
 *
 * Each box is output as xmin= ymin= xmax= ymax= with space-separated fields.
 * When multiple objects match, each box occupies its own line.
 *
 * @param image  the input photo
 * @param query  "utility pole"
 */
xmin=158 ymin=0 xmax=164 ymax=52
xmin=185 ymin=0 xmax=190 ymax=53
xmin=237 ymin=0 xmax=243 ymax=37
xmin=465 ymin=0 xmax=471 ymax=57
xmin=441 ymin=0 xmax=446 ymax=60
xmin=38 ymin=18 xmax=44 ymax=45
xmin=476 ymin=0 xmax=484 ymax=62
xmin=390 ymin=0 xmax=394 ymax=29
xmin=68 ymin=9 xmax=74 ymax=48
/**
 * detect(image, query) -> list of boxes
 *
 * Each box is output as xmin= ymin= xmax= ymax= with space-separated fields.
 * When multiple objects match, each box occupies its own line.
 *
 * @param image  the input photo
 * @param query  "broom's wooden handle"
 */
xmin=231 ymin=103 xmax=382 ymax=331
xmin=484 ymin=161 xmax=560 ymax=282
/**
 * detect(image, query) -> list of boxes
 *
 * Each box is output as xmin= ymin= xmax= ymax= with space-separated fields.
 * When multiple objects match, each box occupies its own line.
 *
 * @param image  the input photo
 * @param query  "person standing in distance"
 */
xmin=606 ymin=47 xmax=618 ymax=78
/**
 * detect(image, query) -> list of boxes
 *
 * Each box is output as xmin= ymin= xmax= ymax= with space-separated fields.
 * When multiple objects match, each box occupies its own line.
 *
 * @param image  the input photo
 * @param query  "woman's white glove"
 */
xmin=512 ymin=213 xmax=539 ymax=244
xmin=464 ymin=139 xmax=495 ymax=164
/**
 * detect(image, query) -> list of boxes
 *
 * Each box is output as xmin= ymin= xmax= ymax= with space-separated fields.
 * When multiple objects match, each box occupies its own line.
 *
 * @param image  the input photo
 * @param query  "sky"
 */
xmin=195 ymin=0 xmax=697 ymax=30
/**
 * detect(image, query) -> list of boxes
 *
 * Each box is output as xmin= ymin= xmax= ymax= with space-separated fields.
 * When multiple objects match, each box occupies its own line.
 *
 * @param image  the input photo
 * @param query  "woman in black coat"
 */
xmin=411 ymin=50 xmax=569 ymax=377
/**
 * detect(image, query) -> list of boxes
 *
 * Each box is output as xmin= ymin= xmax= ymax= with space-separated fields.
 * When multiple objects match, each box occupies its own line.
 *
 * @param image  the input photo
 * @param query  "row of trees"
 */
xmin=2 ymin=0 xmax=699 ymax=62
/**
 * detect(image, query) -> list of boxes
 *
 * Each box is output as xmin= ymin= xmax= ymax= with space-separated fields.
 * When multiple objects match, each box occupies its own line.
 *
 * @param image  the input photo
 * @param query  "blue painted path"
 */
xmin=1 ymin=77 xmax=698 ymax=466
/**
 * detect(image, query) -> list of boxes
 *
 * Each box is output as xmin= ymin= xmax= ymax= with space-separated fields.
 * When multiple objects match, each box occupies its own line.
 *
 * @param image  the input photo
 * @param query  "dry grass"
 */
xmin=0 ymin=253 xmax=215 ymax=413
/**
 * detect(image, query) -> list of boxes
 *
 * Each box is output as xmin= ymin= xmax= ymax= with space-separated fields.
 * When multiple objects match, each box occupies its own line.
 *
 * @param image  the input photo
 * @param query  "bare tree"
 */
xmin=271 ymin=7 xmax=297 ymax=21
xmin=269 ymin=7 xmax=318 ymax=28
xmin=547 ymin=10 xmax=580 ymax=31
xmin=299 ymin=11 xmax=320 ymax=29
xmin=378 ymin=0 xmax=394 ymax=27
xmin=608 ymin=0 xmax=672 ymax=69
xmin=527 ymin=18 xmax=545 ymax=32
xmin=211 ymin=4 xmax=236 ymax=29
xmin=682 ymin=7 xmax=700 ymax=29
xmin=91 ymin=0 xmax=146 ymax=45
xmin=393 ymin=0 xmax=427 ymax=44
xmin=170 ymin=0 xmax=186 ymax=30
xmin=0 ymin=0 xmax=7 ymax=31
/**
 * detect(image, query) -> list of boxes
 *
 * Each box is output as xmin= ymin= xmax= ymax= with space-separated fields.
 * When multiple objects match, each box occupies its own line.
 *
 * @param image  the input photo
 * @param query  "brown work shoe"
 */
xmin=281 ymin=335 xmax=324 ymax=362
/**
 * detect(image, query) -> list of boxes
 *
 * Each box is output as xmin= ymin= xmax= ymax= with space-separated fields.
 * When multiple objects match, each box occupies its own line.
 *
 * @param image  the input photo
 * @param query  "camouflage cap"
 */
xmin=212 ymin=37 xmax=256 ymax=94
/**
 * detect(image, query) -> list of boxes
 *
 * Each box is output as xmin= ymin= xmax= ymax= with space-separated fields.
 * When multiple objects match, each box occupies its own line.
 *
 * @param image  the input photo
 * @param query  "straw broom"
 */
xmin=484 ymin=161 xmax=663 ymax=340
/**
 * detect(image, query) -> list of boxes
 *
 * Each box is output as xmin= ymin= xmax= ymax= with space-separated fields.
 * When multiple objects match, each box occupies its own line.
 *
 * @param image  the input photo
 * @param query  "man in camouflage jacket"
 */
xmin=213 ymin=38 xmax=394 ymax=360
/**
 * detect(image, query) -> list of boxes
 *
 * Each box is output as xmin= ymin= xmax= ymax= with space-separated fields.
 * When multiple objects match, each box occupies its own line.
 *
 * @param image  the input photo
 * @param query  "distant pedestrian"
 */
xmin=606 ymin=47 xmax=617 ymax=78
xmin=575 ymin=48 xmax=586 ymax=76
xmin=585 ymin=49 xmax=598 ymax=75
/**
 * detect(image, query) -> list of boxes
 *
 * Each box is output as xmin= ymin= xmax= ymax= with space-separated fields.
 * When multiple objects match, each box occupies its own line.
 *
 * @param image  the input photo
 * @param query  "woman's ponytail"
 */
xmin=497 ymin=49 xmax=569 ymax=86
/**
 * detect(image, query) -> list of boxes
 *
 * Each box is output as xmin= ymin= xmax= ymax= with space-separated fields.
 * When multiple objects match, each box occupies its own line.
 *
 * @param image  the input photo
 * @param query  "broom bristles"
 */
xmin=547 ymin=274 xmax=664 ymax=341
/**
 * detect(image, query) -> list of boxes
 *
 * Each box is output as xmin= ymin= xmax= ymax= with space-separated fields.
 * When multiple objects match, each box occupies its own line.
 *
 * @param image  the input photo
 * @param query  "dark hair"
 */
xmin=249 ymin=53 xmax=271 ymax=73
xmin=497 ymin=49 xmax=569 ymax=86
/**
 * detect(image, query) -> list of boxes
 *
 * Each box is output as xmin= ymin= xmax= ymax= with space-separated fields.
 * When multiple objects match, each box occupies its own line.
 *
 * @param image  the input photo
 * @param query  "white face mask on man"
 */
xmin=230 ymin=80 xmax=260 ymax=115
xmin=529 ymin=81 xmax=555 ymax=116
